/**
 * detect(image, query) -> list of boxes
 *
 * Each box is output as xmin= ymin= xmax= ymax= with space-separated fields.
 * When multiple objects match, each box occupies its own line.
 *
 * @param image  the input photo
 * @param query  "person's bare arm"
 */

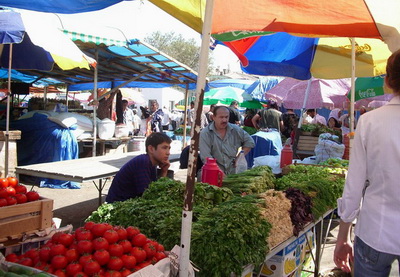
xmin=252 ymin=114 xmax=261 ymax=129
xmin=334 ymin=220 xmax=354 ymax=273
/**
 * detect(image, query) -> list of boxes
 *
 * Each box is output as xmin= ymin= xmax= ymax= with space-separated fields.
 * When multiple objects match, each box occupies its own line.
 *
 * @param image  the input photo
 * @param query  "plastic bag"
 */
xmin=315 ymin=133 xmax=345 ymax=164
xmin=253 ymin=155 xmax=281 ymax=174
xmin=235 ymin=151 xmax=248 ymax=174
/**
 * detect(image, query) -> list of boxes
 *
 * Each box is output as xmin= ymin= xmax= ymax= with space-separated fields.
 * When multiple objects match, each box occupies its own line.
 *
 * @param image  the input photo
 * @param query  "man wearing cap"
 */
xmin=252 ymin=100 xmax=283 ymax=132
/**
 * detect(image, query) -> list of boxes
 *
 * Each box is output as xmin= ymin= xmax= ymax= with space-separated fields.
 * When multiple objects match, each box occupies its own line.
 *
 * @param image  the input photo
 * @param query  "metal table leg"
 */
xmin=92 ymin=178 xmax=109 ymax=206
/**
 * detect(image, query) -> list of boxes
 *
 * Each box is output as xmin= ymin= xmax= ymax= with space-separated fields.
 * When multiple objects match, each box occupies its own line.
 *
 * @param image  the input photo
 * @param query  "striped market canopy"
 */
xmin=63 ymin=30 xmax=127 ymax=47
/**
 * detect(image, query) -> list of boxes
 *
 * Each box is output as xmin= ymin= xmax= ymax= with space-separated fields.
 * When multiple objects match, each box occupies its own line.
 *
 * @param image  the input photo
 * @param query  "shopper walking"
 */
xmin=334 ymin=50 xmax=400 ymax=276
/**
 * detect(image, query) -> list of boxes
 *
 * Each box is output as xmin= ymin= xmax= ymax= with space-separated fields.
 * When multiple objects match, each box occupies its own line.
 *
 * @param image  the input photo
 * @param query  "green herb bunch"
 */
xmin=191 ymin=196 xmax=272 ymax=277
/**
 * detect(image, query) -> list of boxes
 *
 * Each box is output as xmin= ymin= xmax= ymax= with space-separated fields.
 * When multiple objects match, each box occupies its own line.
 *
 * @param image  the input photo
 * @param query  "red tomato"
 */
xmin=54 ymin=269 xmax=67 ymax=277
xmin=104 ymin=271 xmax=121 ymax=277
xmin=83 ymin=260 xmax=101 ymax=276
xmin=108 ymin=244 xmax=123 ymax=257
xmin=14 ymin=184 xmax=27 ymax=194
xmin=75 ymin=229 xmax=94 ymax=241
xmin=103 ymin=229 xmax=119 ymax=244
xmin=58 ymin=233 xmax=74 ymax=247
xmin=73 ymin=272 xmax=89 ymax=277
xmin=130 ymin=247 xmax=146 ymax=263
xmin=79 ymin=254 xmax=93 ymax=267
xmin=6 ymin=195 xmax=17 ymax=205
xmin=66 ymin=263 xmax=83 ymax=277
xmin=34 ymin=261 xmax=48 ymax=270
xmin=93 ymin=249 xmax=110 ymax=266
xmin=50 ymin=244 xmax=67 ymax=257
xmin=84 ymin=221 xmax=96 ymax=231
xmin=5 ymin=253 xmax=19 ymax=263
xmin=26 ymin=191 xmax=40 ymax=201
xmin=156 ymin=244 xmax=165 ymax=252
xmin=0 ymin=188 xmax=8 ymax=198
xmin=125 ymin=227 xmax=140 ymax=240
xmin=39 ymin=246 xmax=52 ymax=262
xmin=107 ymin=257 xmax=123 ymax=271
xmin=0 ymin=178 xmax=8 ymax=188
xmin=65 ymin=248 xmax=79 ymax=263
xmin=18 ymin=257 xmax=33 ymax=267
xmin=25 ymin=249 xmax=40 ymax=260
xmin=91 ymin=223 xmax=108 ymax=238
xmin=131 ymin=234 xmax=147 ymax=247
xmin=142 ymin=243 xmax=156 ymax=259
xmin=6 ymin=187 xmax=16 ymax=196
xmin=51 ymin=255 xmax=68 ymax=269
xmin=118 ymin=240 xmax=132 ymax=253
xmin=15 ymin=193 xmax=28 ymax=204
xmin=113 ymin=226 xmax=127 ymax=241
xmin=7 ymin=176 xmax=18 ymax=187
xmin=120 ymin=254 xmax=136 ymax=269
xmin=0 ymin=197 xmax=7 ymax=207
xmin=137 ymin=261 xmax=151 ymax=269
xmin=92 ymin=237 xmax=109 ymax=251
xmin=120 ymin=269 xmax=131 ymax=277
xmin=77 ymin=240 xmax=94 ymax=255
xmin=154 ymin=251 xmax=167 ymax=261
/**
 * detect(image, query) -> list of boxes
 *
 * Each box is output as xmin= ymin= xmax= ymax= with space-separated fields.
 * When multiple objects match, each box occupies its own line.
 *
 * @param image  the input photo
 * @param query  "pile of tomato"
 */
xmin=5 ymin=222 xmax=167 ymax=277
xmin=0 ymin=176 xmax=40 ymax=207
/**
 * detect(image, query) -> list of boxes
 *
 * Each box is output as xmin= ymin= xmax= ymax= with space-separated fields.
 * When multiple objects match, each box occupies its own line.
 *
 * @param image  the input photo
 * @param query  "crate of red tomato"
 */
xmin=0 ymin=176 xmax=53 ymax=241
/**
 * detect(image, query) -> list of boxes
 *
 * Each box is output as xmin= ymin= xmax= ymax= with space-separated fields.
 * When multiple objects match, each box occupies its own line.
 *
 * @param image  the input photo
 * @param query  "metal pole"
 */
xmin=182 ymin=84 xmax=189 ymax=149
xmin=350 ymin=38 xmax=356 ymax=133
xmin=92 ymin=50 xmax=99 ymax=157
xmin=5 ymin=44 xmax=13 ymax=177
xmin=179 ymin=0 xmax=214 ymax=276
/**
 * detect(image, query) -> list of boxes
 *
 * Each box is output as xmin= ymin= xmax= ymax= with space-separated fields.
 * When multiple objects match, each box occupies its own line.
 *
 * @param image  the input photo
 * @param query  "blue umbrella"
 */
xmin=0 ymin=11 xmax=25 ymax=176
xmin=243 ymin=76 xmax=284 ymax=102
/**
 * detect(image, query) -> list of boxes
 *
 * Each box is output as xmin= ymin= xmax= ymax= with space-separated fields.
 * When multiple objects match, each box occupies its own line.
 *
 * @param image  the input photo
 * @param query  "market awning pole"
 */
xmin=92 ymin=50 xmax=98 ymax=157
xmin=4 ymin=44 xmax=13 ymax=177
xmin=182 ymin=83 xmax=189 ymax=149
xmin=179 ymin=0 xmax=214 ymax=275
xmin=350 ymin=38 xmax=356 ymax=134
xmin=297 ymin=78 xmax=312 ymax=130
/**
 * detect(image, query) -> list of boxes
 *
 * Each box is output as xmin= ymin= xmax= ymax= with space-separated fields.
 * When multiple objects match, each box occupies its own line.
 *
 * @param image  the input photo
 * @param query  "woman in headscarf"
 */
xmin=327 ymin=108 xmax=342 ymax=131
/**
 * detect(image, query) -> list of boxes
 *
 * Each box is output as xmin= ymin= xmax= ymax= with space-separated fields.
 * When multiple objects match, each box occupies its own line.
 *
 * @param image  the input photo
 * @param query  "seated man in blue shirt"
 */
xmin=106 ymin=132 xmax=172 ymax=203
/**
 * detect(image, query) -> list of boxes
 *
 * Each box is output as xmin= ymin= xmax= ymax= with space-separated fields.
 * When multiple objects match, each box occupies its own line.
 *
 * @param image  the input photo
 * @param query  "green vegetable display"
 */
xmin=319 ymin=158 xmax=349 ymax=168
xmin=222 ymin=166 xmax=275 ymax=195
xmin=275 ymin=164 xmax=345 ymax=218
xmin=191 ymin=196 xmax=271 ymax=277
xmin=87 ymin=178 xmax=234 ymax=250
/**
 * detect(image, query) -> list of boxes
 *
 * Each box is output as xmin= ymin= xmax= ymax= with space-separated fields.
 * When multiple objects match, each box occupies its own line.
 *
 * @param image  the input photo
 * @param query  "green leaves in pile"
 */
xmin=222 ymin=166 xmax=275 ymax=195
xmin=275 ymin=165 xmax=345 ymax=218
xmin=191 ymin=196 xmax=272 ymax=277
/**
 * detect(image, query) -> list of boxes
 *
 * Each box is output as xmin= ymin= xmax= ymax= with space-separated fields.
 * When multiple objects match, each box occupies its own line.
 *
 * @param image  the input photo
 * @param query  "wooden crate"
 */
xmin=0 ymin=130 xmax=21 ymax=178
xmin=297 ymin=135 xmax=319 ymax=152
xmin=0 ymin=197 xmax=53 ymax=240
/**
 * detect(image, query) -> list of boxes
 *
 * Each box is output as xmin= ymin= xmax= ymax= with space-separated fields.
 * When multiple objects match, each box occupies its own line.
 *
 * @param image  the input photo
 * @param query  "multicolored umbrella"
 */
xmin=0 ymin=10 xmax=96 ymax=71
xmin=222 ymin=32 xmax=391 ymax=80
xmin=149 ymin=0 xmax=400 ymax=52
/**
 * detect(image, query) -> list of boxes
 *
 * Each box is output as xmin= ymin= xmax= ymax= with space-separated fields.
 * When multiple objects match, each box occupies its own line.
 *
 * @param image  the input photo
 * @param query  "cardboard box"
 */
xmin=0 ymin=197 xmax=53 ymax=241
xmin=260 ymin=233 xmax=308 ymax=277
